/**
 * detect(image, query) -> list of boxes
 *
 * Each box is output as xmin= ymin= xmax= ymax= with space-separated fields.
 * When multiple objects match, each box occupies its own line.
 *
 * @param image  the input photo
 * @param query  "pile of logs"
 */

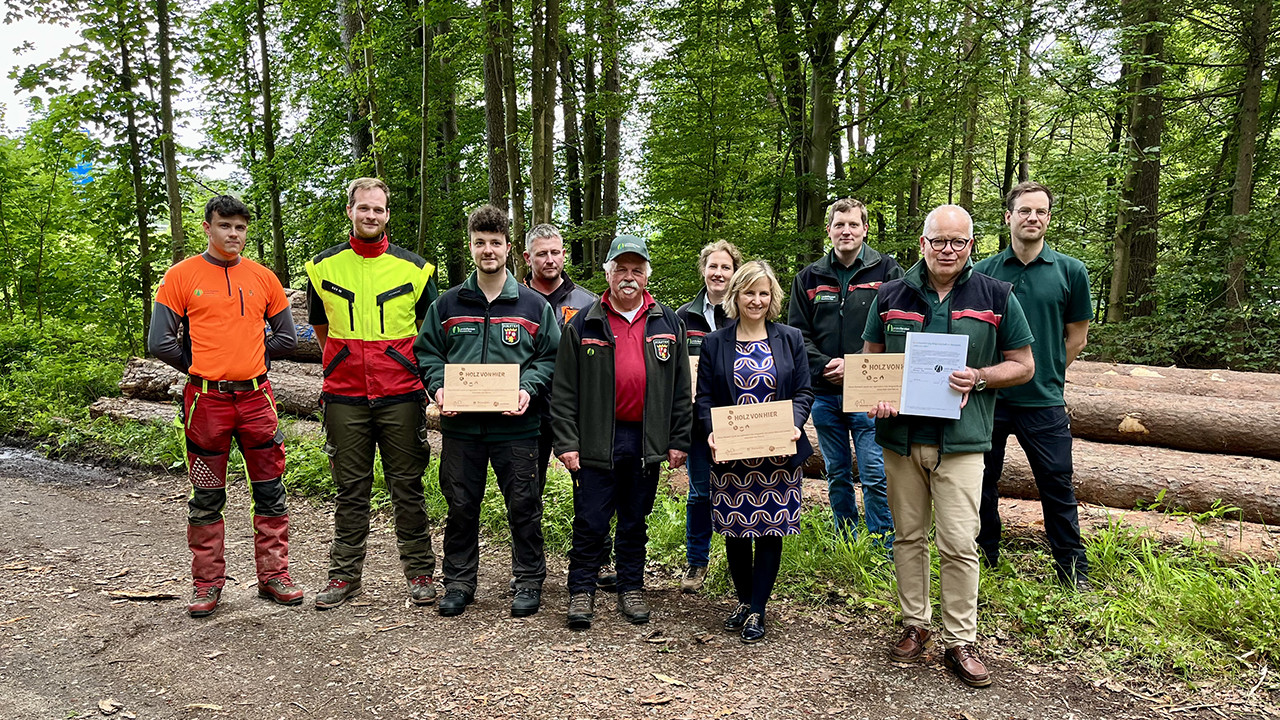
xmin=92 ymin=312 xmax=1280 ymax=526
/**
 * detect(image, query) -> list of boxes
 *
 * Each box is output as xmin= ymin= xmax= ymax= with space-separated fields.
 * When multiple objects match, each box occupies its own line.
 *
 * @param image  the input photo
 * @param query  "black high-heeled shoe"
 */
xmin=740 ymin=613 xmax=766 ymax=643
xmin=723 ymin=603 xmax=751 ymax=630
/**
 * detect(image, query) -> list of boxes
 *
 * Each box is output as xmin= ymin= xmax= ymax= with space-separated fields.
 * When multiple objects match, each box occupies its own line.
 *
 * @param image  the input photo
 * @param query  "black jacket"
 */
xmin=551 ymin=296 xmax=693 ymax=470
xmin=787 ymin=246 xmax=903 ymax=394
xmin=676 ymin=288 xmax=729 ymax=358
xmin=695 ymin=320 xmax=815 ymax=470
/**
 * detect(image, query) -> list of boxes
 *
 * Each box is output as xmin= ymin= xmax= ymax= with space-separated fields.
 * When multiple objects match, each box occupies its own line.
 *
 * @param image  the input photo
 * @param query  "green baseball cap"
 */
xmin=604 ymin=234 xmax=650 ymax=263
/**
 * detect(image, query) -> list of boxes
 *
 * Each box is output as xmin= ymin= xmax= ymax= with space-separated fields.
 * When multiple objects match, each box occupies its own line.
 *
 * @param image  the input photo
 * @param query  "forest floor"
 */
xmin=0 ymin=446 xmax=1262 ymax=720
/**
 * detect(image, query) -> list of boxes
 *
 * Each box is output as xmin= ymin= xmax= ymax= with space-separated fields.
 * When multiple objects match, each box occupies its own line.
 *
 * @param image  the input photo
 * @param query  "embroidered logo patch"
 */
xmin=452 ymin=324 xmax=479 ymax=335
xmin=814 ymin=292 xmax=839 ymax=303
xmin=562 ymin=307 xmax=580 ymax=323
xmin=653 ymin=338 xmax=672 ymax=362
xmin=502 ymin=323 xmax=520 ymax=345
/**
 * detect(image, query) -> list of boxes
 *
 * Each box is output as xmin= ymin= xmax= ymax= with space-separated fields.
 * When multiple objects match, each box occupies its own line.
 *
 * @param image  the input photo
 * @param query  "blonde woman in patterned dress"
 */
xmin=695 ymin=261 xmax=815 ymax=643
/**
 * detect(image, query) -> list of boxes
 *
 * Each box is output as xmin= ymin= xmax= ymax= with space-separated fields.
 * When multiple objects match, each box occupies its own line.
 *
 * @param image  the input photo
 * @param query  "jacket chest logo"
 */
xmin=502 ymin=323 xmax=520 ymax=345
xmin=687 ymin=336 xmax=703 ymax=348
xmin=814 ymin=292 xmax=839 ymax=303
xmin=652 ymin=338 xmax=672 ymax=362
xmin=451 ymin=324 xmax=479 ymax=335
xmin=561 ymin=307 xmax=580 ymax=323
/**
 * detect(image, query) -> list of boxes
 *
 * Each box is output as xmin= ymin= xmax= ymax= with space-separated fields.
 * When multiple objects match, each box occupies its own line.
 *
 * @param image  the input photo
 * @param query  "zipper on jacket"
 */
xmin=238 ymin=289 xmax=245 ymax=316
xmin=375 ymin=283 xmax=414 ymax=335
xmin=321 ymin=280 xmax=357 ymax=330
xmin=224 ymin=266 xmax=231 ymax=296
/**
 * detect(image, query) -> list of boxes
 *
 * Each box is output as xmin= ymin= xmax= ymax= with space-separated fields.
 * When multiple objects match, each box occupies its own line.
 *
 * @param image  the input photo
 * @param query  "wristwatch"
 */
xmin=973 ymin=370 xmax=988 ymax=393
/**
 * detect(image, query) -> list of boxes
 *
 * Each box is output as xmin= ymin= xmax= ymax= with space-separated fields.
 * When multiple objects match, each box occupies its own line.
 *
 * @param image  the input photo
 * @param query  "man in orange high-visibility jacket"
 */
xmin=149 ymin=194 xmax=301 ymax=618
xmin=305 ymin=177 xmax=440 ymax=610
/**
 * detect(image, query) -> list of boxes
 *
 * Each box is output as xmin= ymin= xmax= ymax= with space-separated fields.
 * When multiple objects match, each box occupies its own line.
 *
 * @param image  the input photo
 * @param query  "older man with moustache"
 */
xmin=863 ymin=205 xmax=1035 ymax=687
xmin=552 ymin=235 xmax=692 ymax=630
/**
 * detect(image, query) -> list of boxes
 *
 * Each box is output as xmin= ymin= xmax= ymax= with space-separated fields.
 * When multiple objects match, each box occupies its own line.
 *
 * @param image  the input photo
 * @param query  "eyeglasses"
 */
xmin=1014 ymin=208 xmax=1050 ymax=218
xmin=925 ymin=237 xmax=972 ymax=251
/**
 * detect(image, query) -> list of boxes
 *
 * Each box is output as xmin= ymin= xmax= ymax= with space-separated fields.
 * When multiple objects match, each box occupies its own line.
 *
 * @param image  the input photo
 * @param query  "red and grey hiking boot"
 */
xmin=314 ymin=579 xmax=363 ymax=610
xmin=258 ymin=575 xmax=304 ymax=605
xmin=188 ymin=585 xmax=222 ymax=618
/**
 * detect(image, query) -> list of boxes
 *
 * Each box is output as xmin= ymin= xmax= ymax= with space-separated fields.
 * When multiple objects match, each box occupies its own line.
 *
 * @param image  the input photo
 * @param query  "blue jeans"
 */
xmin=810 ymin=394 xmax=893 ymax=545
xmin=684 ymin=432 xmax=713 ymax=566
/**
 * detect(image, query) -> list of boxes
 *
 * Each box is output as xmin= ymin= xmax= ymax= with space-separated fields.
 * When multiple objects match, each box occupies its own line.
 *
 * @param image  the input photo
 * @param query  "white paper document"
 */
xmin=899 ymin=332 xmax=969 ymax=419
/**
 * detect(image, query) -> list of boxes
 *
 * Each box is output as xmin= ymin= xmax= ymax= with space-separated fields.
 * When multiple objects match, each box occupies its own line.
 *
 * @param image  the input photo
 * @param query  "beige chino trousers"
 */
xmin=884 ymin=444 xmax=985 ymax=648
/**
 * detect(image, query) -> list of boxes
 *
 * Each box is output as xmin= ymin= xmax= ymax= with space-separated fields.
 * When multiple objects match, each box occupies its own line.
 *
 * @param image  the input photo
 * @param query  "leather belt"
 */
xmin=189 ymin=374 xmax=269 ymax=393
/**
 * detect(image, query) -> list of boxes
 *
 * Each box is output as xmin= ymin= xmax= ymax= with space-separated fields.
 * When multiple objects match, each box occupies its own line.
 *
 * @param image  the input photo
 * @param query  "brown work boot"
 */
xmin=567 ymin=592 xmax=594 ymax=630
xmin=618 ymin=589 xmax=651 ymax=624
xmin=257 ymin=575 xmax=304 ymax=606
xmin=408 ymin=576 xmax=438 ymax=606
xmin=888 ymin=625 xmax=933 ymax=663
xmin=680 ymin=565 xmax=708 ymax=594
xmin=944 ymin=644 xmax=992 ymax=688
xmin=188 ymin=585 xmax=222 ymax=618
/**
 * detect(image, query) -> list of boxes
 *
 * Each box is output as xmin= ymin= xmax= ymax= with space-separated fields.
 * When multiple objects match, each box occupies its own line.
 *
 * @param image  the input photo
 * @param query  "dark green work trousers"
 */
xmin=323 ymin=400 xmax=435 ymax=582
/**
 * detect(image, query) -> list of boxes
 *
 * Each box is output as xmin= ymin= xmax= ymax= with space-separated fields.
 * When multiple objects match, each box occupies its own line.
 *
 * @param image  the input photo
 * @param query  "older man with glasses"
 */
xmin=862 ymin=205 xmax=1035 ymax=688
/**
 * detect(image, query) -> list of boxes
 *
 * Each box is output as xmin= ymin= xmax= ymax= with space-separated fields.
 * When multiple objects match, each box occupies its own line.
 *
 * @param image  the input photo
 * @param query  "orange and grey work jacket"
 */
xmin=304 ymin=235 xmax=439 ymax=406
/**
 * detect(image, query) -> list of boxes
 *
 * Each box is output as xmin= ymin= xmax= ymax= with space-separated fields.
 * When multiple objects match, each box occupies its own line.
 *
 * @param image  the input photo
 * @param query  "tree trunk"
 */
xmin=156 ymin=0 xmax=185 ymax=264
xmin=500 ymin=0 xmax=527 ymax=270
xmin=256 ymin=0 xmax=288 ymax=286
xmin=999 ymin=437 xmax=1280 ymax=526
xmin=115 ymin=6 xmax=153 ymax=342
xmin=1224 ymin=0 xmax=1272 ymax=309
xmin=417 ymin=20 xmax=434 ymax=256
xmin=958 ymin=9 xmax=980 ymax=212
xmin=1067 ymin=364 xmax=1280 ymax=404
xmin=600 ymin=0 xmax=621 ymax=248
xmin=1065 ymin=385 xmax=1280 ymax=459
xmin=483 ymin=0 xmax=509 ymax=209
xmin=531 ymin=0 xmax=559 ymax=226
xmin=802 ymin=0 xmax=837 ymax=257
xmin=560 ymin=39 xmax=585 ymax=263
xmin=1071 ymin=359 xmax=1280 ymax=386
xmin=338 ymin=0 xmax=374 ymax=163
xmin=774 ymin=0 xmax=807 ymax=236
xmin=582 ymin=2 xmax=602 ymax=231
xmin=1108 ymin=0 xmax=1164 ymax=321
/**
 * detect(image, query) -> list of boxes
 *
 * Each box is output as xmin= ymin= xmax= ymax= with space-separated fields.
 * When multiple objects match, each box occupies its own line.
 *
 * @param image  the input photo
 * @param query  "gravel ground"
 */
xmin=0 ymin=446 xmax=1233 ymax=720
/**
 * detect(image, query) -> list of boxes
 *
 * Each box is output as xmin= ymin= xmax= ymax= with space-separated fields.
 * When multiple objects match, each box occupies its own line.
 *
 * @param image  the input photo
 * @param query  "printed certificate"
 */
xmin=899 ymin=332 xmax=968 ymax=419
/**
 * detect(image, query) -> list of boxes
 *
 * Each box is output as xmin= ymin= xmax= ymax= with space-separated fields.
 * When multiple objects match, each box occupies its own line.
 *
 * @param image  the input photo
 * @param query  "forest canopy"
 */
xmin=1 ymin=0 xmax=1277 ymax=369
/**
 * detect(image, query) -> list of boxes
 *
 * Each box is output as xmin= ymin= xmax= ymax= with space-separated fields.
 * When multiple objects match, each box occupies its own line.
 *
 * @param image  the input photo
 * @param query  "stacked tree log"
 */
xmin=996 ymin=361 xmax=1280 ymax=525
xmin=97 ymin=346 xmax=1280 ymax=524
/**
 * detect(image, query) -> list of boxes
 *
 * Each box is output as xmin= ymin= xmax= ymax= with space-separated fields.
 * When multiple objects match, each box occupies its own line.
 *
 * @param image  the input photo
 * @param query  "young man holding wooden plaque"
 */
xmin=788 ymin=198 xmax=903 ymax=543
xmin=415 ymin=205 xmax=561 ymax=618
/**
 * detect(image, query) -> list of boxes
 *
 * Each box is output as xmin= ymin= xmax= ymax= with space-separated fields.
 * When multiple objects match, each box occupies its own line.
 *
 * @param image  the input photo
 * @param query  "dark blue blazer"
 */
xmin=695 ymin=320 xmax=814 ymax=469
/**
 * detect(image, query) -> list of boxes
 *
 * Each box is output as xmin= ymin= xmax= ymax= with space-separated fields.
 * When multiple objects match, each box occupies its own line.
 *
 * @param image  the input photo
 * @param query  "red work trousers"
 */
xmin=182 ymin=381 xmax=286 ymax=490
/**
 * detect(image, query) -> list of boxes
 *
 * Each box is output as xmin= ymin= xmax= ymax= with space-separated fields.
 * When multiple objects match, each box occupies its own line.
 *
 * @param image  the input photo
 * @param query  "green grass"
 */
xmin=4 ymin=329 xmax=1277 ymax=691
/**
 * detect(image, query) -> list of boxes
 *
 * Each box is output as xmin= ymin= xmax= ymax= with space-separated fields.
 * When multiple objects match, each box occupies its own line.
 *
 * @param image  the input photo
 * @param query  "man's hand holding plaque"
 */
xmin=441 ymin=363 xmax=520 ymax=413
xmin=708 ymin=400 xmax=797 ymax=462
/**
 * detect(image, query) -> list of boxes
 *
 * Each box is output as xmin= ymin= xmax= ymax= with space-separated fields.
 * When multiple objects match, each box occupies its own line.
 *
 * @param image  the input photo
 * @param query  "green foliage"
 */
xmin=0 ymin=321 xmax=128 ymax=437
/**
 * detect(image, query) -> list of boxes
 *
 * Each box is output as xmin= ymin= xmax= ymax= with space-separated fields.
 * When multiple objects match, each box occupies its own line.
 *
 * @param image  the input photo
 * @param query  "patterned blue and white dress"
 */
xmin=710 ymin=339 xmax=803 ymax=538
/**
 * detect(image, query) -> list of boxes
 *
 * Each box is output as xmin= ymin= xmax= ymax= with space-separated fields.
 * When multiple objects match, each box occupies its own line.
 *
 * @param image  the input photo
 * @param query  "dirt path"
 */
xmin=0 ymin=448 xmax=1198 ymax=720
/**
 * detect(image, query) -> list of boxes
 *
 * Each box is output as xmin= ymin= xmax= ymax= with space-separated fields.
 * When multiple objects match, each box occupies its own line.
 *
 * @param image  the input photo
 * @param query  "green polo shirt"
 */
xmin=973 ymin=242 xmax=1092 ymax=407
xmin=864 ymin=270 xmax=1033 ymax=445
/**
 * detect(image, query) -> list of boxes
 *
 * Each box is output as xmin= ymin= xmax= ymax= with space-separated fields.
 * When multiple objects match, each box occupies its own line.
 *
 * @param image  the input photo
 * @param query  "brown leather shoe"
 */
xmin=188 ymin=585 xmax=222 ymax=618
xmin=944 ymin=644 xmax=992 ymax=687
xmin=888 ymin=625 xmax=932 ymax=663
xmin=258 ymin=575 xmax=304 ymax=606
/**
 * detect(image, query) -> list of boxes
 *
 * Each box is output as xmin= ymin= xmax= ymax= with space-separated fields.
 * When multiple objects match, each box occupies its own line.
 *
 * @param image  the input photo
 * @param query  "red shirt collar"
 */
xmin=349 ymin=233 xmax=389 ymax=258
xmin=602 ymin=290 xmax=655 ymax=321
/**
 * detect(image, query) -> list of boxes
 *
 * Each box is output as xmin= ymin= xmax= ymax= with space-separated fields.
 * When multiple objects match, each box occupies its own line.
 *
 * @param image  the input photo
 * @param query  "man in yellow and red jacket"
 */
xmin=305 ymin=177 xmax=440 ymax=610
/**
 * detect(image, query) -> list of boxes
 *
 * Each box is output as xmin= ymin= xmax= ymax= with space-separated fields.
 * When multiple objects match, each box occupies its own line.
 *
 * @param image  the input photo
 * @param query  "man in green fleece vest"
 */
xmin=862 ymin=204 xmax=1035 ymax=689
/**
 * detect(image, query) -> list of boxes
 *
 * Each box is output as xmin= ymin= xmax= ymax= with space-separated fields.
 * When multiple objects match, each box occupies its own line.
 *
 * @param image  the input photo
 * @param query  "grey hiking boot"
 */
xmin=314 ymin=579 xmax=362 ymax=610
xmin=567 ymin=592 xmax=594 ymax=629
xmin=408 ymin=575 xmax=437 ymax=606
xmin=618 ymin=589 xmax=650 ymax=624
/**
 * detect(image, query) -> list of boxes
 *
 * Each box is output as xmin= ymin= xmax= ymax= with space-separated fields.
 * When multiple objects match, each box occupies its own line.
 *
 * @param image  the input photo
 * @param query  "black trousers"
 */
xmin=567 ymin=423 xmax=658 ymax=594
xmin=539 ymin=417 xmax=615 ymax=566
xmin=439 ymin=436 xmax=546 ymax=593
xmin=978 ymin=404 xmax=1088 ymax=581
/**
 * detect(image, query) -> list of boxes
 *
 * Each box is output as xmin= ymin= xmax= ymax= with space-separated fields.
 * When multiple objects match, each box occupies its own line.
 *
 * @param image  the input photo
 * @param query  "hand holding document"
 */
xmin=709 ymin=400 xmax=796 ymax=462
xmin=442 ymin=363 xmax=520 ymax=412
xmin=899 ymin=332 xmax=968 ymax=419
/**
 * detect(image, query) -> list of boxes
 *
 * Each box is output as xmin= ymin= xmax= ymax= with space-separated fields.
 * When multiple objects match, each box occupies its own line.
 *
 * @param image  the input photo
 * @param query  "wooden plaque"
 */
xmin=443 ymin=363 xmax=520 ymax=412
xmin=710 ymin=400 xmax=796 ymax=462
xmin=843 ymin=353 xmax=905 ymax=413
